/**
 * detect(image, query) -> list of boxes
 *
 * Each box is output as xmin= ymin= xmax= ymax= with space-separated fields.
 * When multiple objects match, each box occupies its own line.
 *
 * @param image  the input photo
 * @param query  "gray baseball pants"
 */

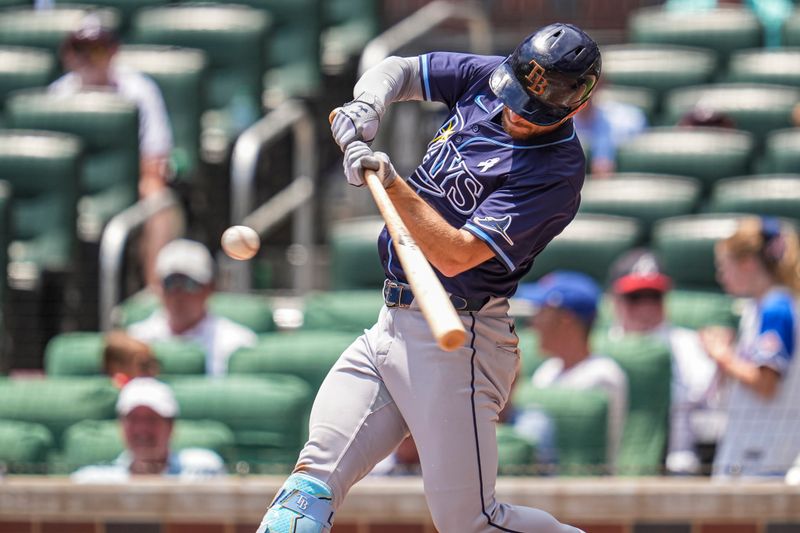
xmin=294 ymin=296 xmax=583 ymax=533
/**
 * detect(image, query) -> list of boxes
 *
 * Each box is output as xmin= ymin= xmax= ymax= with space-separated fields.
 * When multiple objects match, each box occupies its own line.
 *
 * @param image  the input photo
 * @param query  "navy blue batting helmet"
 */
xmin=490 ymin=23 xmax=601 ymax=126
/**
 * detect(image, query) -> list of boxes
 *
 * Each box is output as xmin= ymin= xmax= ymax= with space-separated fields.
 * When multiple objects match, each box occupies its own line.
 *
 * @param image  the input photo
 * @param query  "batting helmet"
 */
xmin=489 ymin=23 xmax=601 ymax=126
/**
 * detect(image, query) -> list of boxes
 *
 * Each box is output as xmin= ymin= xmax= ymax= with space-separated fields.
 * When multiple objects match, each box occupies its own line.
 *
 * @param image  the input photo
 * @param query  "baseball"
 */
xmin=221 ymin=225 xmax=260 ymax=261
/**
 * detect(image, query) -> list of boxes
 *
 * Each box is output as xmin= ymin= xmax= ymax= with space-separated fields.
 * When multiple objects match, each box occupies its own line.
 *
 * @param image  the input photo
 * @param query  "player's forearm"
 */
xmin=718 ymin=356 xmax=780 ymax=399
xmin=354 ymin=56 xmax=424 ymax=112
xmin=386 ymin=179 xmax=493 ymax=277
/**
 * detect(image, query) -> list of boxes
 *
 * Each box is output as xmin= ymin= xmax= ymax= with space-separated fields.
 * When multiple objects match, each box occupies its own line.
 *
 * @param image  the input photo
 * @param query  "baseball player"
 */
xmin=256 ymin=23 xmax=601 ymax=533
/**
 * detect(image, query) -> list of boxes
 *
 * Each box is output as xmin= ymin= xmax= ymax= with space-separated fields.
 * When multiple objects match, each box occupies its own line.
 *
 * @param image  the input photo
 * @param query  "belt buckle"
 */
xmin=450 ymin=295 xmax=468 ymax=311
xmin=384 ymin=280 xmax=402 ymax=308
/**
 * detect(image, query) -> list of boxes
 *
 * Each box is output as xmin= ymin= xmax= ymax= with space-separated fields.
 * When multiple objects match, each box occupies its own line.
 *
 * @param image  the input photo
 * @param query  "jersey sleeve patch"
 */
xmin=753 ymin=291 xmax=796 ymax=374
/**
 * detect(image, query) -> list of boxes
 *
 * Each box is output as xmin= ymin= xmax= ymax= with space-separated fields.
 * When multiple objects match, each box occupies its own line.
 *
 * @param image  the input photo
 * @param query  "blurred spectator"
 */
xmin=515 ymin=271 xmax=628 ymax=472
xmin=665 ymin=0 xmax=793 ymax=48
xmin=49 ymin=15 xmax=179 ymax=287
xmin=702 ymin=216 xmax=800 ymax=478
xmin=573 ymin=84 xmax=647 ymax=178
xmin=370 ymin=436 xmax=422 ymax=476
xmin=678 ymin=106 xmax=736 ymax=129
xmin=72 ymin=378 xmax=226 ymax=482
xmin=103 ymin=330 xmax=160 ymax=388
xmin=605 ymin=249 xmax=720 ymax=475
xmin=128 ymin=239 xmax=257 ymax=376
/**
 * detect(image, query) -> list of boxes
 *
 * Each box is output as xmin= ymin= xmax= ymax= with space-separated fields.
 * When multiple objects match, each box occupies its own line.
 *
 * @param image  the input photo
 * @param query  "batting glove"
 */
xmin=331 ymin=92 xmax=384 ymax=151
xmin=343 ymin=141 xmax=399 ymax=188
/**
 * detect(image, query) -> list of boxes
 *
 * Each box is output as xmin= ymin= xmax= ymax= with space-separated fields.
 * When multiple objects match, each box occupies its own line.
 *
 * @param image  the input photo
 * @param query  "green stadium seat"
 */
xmin=784 ymin=10 xmax=800 ymax=46
xmin=58 ymin=418 xmax=234 ymax=472
xmin=5 ymin=90 xmax=140 ymax=242
xmin=321 ymin=0 xmax=380 ymax=74
xmin=45 ymin=331 xmax=207 ymax=376
xmin=616 ymin=127 xmax=755 ymax=192
xmin=521 ymin=214 xmax=642 ymax=284
xmin=117 ymin=289 xmax=275 ymax=333
xmin=52 ymin=0 xmax=167 ymax=38
xmin=591 ymin=334 xmax=672 ymax=476
xmin=329 ymin=216 xmax=385 ymax=290
xmin=0 ymin=46 xmax=56 ymax=116
xmin=0 ymin=130 xmax=81 ymax=277
xmin=579 ymin=174 xmax=701 ymax=239
xmin=709 ymin=174 xmax=800 ymax=222
xmin=228 ymin=330 xmax=355 ymax=392
xmin=600 ymin=44 xmax=716 ymax=104
xmin=662 ymin=84 xmax=800 ymax=145
xmin=496 ymin=424 xmax=536 ymax=476
xmin=761 ymin=128 xmax=800 ymax=173
xmin=301 ymin=289 xmax=383 ymax=333
xmin=132 ymin=4 xmax=272 ymax=137
xmin=652 ymin=213 xmax=744 ymax=290
xmin=0 ymin=377 xmax=118 ymax=447
xmin=512 ymin=385 xmax=609 ymax=475
xmin=115 ymin=45 xmax=207 ymax=179
xmin=168 ymin=375 xmax=312 ymax=469
xmin=0 ymin=419 xmax=54 ymax=474
xmin=725 ymin=48 xmax=800 ymax=87
xmin=0 ymin=6 xmax=120 ymax=52
xmin=628 ymin=6 xmax=762 ymax=66
xmin=593 ymin=85 xmax=658 ymax=123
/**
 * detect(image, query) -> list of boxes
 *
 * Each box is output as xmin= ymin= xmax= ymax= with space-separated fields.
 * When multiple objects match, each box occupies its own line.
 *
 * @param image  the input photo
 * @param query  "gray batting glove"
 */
xmin=343 ymin=141 xmax=399 ymax=188
xmin=331 ymin=93 xmax=384 ymax=150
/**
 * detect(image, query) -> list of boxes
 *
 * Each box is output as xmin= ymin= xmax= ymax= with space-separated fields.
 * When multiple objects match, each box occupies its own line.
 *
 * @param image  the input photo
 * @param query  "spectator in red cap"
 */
xmin=50 ymin=14 xmax=178 ymax=288
xmin=606 ymin=248 xmax=720 ymax=475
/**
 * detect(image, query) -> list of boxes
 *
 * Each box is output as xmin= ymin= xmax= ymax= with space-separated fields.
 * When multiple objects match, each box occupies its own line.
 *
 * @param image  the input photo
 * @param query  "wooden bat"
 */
xmin=330 ymin=110 xmax=467 ymax=351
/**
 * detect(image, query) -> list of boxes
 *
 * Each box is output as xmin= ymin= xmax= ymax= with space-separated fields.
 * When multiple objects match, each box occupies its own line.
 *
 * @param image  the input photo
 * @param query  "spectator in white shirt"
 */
xmin=72 ymin=378 xmax=226 ymax=482
xmin=128 ymin=239 xmax=257 ymax=376
xmin=516 ymin=271 xmax=628 ymax=473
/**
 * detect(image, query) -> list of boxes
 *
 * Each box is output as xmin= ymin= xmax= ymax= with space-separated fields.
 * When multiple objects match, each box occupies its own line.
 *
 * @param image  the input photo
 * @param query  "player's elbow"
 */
xmin=436 ymin=260 xmax=469 ymax=278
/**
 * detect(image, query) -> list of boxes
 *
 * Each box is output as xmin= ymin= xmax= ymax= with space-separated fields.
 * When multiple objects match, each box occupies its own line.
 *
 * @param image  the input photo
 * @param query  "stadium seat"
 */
xmin=521 ymin=214 xmax=642 ymax=284
xmin=579 ymin=174 xmax=701 ymax=239
xmin=117 ymin=289 xmax=275 ymax=333
xmin=0 ymin=130 xmax=81 ymax=279
xmin=628 ymin=6 xmax=762 ymax=66
xmin=52 ymin=0 xmax=167 ymax=39
xmin=591 ymin=334 xmax=672 ymax=476
xmin=5 ymin=90 xmax=140 ymax=242
xmin=329 ymin=216 xmax=385 ymax=290
xmin=131 ymin=4 xmax=271 ymax=138
xmin=616 ymin=127 xmax=755 ymax=192
xmin=709 ymin=174 xmax=800 ymax=223
xmin=725 ymin=48 xmax=800 ymax=87
xmin=115 ymin=45 xmax=207 ymax=180
xmin=0 ymin=419 xmax=54 ymax=474
xmin=228 ymin=330 xmax=355 ymax=392
xmin=0 ymin=46 xmax=56 ymax=118
xmin=301 ymin=289 xmax=383 ymax=333
xmin=321 ymin=0 xmax=380 ymax=74
xmin=662 ymin=84 xmax=800 ymax=145
xmin=0 ymin=6 xmax=121 ymax=52
xmin=652 ymin=213 xmax=744 ymax=290
xmin=593 ymin=85 xmax=658 ymax=123
xmin=45 ymin=331 xmax=207 ymax=376
xmin=496 ymin=424 xmax=536 ymax=476
xmin=512 ymin=384 xmax=609 ymax=475
xmin=784 ymin=10 xmax=800 ymax=46
xmin=57 ymin=418 xmax=234 ymax=472
xmin=761 ymin=128 xmax=800 ymax=173
xmin=0 ymin=377 xmax=118 ymax=447
xmin=600 ymin=44 xmax=716 ymax=104
xmin=168 ymin=375 xmax=312 ymax=469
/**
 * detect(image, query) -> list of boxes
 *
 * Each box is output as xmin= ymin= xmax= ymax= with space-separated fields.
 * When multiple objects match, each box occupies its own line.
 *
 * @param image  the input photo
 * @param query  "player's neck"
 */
xmin=557 ymin=339 xmax=591 ymax=371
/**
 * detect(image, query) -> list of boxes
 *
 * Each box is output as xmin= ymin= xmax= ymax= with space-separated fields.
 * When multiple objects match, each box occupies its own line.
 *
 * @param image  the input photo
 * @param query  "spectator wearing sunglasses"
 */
xmin=606 ymin=249 xmax=720 ymax=475
xmin=127 ymin=239 xmax=257 ymax=376
xmin=50 ymin=15 xmax=179 ymax=288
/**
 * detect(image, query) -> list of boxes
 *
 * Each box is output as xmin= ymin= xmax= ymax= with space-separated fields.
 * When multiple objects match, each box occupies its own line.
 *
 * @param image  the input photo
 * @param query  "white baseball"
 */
xmin=221 ymin=225 xmax=260 ymax=261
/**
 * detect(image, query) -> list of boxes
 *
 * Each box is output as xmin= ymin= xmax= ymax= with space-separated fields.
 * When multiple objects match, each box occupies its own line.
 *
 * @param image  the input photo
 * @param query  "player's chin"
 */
xmin=501 ymin=108 xmax=543 ymax=140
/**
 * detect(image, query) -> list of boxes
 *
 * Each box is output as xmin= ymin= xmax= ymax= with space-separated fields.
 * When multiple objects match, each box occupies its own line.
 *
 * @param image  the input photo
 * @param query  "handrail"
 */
xmin=359 ymin=0 xmax=492 ymax=75
xmin=228 ymin=99 xmax=316 ymax=293
xmin=98 ymin=189 xmax=183 ymax=331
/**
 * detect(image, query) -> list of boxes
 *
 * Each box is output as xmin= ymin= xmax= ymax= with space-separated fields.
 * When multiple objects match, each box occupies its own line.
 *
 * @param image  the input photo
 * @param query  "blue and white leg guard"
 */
xmin=256 ymin=473 xmax=334 ymax=533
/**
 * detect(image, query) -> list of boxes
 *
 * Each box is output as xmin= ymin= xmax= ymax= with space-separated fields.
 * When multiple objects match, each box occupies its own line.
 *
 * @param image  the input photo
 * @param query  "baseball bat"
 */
xmin=363 ymin=168 xmax=467 ymax=351
xmin=329 ymin=109 xmax=466 ymax=351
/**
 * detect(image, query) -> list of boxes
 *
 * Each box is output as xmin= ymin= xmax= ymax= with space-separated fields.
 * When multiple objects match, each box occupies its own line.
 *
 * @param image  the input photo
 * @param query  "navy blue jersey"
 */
xmin=378 ymin=52 xmax=586 ymax=299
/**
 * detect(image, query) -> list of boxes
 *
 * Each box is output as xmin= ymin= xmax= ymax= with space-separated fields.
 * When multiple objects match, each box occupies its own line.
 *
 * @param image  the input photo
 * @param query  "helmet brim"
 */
xmin=489 ymin=60 xmax=571 ymax=127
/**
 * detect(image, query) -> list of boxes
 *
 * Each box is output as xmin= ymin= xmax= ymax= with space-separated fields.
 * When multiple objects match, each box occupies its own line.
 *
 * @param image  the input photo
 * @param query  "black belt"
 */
xmin=382 ymin=280 xmax=487 ymax=312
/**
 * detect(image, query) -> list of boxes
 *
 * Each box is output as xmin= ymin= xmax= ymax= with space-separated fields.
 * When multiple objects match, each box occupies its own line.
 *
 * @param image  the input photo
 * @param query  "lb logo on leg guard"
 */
xmin=256 ymin=473 xmax=334 ymax=533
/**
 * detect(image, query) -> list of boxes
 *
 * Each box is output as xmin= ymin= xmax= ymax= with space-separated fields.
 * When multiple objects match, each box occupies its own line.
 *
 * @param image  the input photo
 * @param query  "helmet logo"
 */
xmin=524 ymin=60 xmax=548 ymax=96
